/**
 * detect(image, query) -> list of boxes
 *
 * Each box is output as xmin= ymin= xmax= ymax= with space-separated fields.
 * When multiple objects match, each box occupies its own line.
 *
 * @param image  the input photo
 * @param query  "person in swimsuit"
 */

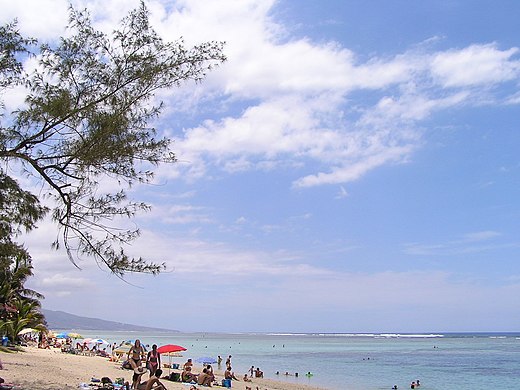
xmin=181 ymin=366 xmax=197 ymax=383
xmin=183 ymin=358 xmax=193 ymax=370
xmin=197 ymin=368 xmax=212 ymax=386
xmin=128 ymin=339 xmax=145 ymax=370
xmin=146 ymin=344 xmax=161 ymax=377
xmin=224 ymin=366 xmax=239 ymax=380
xmin=136 ymin=369 xmax=166 ymax=390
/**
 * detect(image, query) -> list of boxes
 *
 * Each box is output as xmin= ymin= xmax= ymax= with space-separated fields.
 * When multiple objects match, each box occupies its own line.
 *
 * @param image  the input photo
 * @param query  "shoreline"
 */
xmin=0 ymin=346 xmax=327 ymax=390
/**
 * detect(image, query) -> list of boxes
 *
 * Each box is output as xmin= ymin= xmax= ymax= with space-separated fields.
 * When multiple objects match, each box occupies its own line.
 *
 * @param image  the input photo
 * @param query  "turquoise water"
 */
xmin=69 ymin=331 xmax=520 ymax=390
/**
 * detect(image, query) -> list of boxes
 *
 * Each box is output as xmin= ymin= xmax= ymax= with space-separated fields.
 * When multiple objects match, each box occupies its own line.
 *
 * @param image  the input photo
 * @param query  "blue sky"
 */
xmin=2 ymin=0 xmax=520 ymax=333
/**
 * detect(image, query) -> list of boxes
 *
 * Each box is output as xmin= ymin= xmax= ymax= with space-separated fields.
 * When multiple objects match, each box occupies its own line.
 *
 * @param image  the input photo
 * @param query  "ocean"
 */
xmin=68 ymin=331 xmax=520 ymax=390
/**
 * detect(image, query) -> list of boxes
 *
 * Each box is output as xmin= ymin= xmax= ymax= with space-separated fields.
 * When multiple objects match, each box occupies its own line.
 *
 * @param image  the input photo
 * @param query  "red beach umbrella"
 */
xmin=157 ymin=344 xmax=187 ymax=354
xmin=157 ymin=344 xmax=187 ymax=374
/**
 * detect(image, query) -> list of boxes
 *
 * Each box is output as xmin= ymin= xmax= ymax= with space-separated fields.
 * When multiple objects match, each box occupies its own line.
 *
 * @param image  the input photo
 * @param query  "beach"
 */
xmin=0 ymin=346 xmax=325 ymax=390
xmin=2 ymin=332 xmax=520 ymax=390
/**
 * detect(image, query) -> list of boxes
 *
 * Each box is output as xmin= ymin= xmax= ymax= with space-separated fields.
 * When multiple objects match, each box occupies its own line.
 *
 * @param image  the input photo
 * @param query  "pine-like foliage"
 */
xmin=0 ymin=2 xmax=226 ymax=275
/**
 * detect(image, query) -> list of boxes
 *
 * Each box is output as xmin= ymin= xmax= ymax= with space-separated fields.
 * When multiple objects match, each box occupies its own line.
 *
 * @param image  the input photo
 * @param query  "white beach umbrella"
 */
xmin=88 ymin=338 xmax=109 ymax=350
xmin=18 ymin=328 xmax=38 ymax=335
xmin=89 ymin=338 xmax=109 ymax=345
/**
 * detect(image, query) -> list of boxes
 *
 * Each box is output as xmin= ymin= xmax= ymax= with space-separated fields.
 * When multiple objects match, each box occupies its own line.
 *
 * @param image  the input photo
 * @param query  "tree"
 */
xmin=0 ymin=2 xmax=226 ymax=275
xmin=0 ymin=172 xmax=47 ymax=341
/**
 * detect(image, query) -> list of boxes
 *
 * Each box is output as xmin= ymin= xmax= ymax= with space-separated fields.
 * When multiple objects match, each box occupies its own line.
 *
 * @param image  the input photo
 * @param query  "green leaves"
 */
xmin=0 ymin=1 xmax=226 ymax=275
xmin=0 ymin=171 xmax=48 ymax=236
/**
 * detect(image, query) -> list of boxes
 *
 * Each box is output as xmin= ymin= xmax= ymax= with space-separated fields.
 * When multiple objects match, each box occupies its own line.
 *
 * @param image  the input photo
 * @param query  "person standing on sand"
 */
xmin=146 ymin=344 xmax=161 ymax=378
xmin=225 ymin=355 xmax=232 ymax=369
xmin=128 ymin=339 xmax=145 ymax=372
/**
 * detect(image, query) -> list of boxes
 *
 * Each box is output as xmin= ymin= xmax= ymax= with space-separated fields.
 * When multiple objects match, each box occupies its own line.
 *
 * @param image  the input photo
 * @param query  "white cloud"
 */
xmin=402 ymin=231 xmax=515 ymax=256
xmin=0 ymin=0 xmax=69 ymax=39
xmin=293 ymin=143 xmax=414 ymax=188
xmin=4 ymin=1 xmax=520 ymax=191
xmin=505 ymin=91 xmax=520 ymax=104
xmin=235 ymin=216 xmax=247 ymax=224
xmin=159 ymin=10 xmax=520 ymax=189
xmin=462 ymin=231 xmax=501 ymax=242
xmin=431 ymin=44 xmax=520 ymax=87
xmin=335 ymin=186 xmax=349 ymax=199
xmin=146 ymin=203 xmax=214 ymax=225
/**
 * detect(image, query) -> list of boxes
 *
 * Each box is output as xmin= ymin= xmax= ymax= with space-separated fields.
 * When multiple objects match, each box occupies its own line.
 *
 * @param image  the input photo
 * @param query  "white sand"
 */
xmin=0 ymin=346 xmax=326 ymax=390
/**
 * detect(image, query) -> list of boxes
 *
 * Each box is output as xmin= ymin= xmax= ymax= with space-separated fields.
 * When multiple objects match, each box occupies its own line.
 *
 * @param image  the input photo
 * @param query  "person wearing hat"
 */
xmin=131 ymin=366 xmax=147 ymax=390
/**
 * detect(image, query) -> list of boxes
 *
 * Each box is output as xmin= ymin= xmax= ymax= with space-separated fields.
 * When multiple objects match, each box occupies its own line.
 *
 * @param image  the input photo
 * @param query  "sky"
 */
xmin=1 ymin=0 xmax=520 ymax=333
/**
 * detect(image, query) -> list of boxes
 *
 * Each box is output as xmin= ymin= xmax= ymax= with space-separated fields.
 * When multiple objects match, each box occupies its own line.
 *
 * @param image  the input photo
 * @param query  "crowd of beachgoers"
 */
xmin=0 ymin=334 xmax=324 ymax=390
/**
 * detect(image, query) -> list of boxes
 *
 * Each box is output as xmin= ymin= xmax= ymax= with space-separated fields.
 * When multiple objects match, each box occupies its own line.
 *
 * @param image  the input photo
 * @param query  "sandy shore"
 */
xmin=0 ymin=346 xmax=326 ymax=390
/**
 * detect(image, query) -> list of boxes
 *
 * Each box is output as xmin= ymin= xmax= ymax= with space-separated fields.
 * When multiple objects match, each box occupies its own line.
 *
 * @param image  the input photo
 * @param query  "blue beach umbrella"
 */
xmin=195 ymin=356 xmax=217 ymax=364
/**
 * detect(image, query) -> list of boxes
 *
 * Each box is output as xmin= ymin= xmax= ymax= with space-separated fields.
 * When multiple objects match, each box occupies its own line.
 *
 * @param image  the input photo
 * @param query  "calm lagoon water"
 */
xmin=70 ymin=331 xmax=520 ymax=390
